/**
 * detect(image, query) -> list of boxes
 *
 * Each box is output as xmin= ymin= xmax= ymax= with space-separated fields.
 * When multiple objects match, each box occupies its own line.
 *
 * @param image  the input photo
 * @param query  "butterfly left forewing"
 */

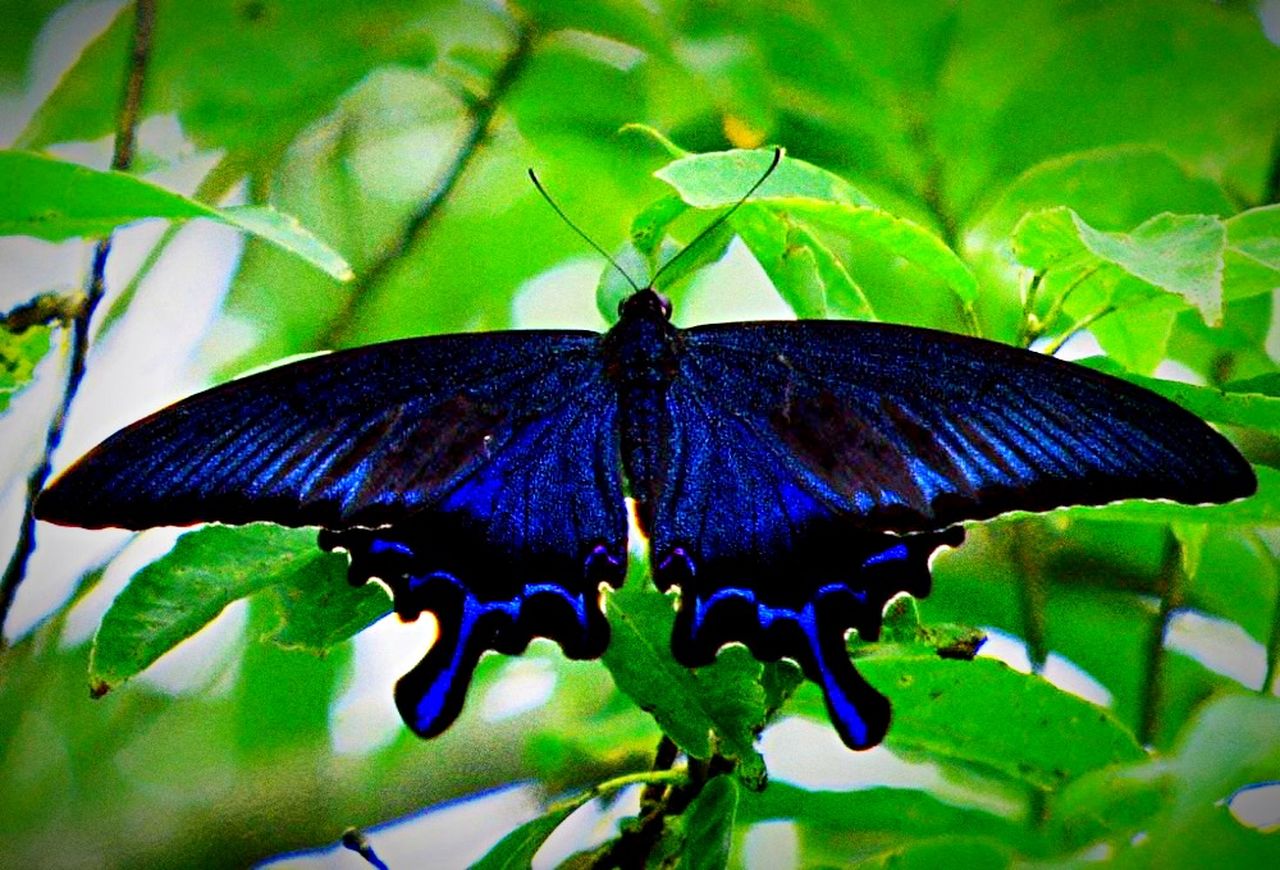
xmin=37 ymin=330 xmax=629 ymax=739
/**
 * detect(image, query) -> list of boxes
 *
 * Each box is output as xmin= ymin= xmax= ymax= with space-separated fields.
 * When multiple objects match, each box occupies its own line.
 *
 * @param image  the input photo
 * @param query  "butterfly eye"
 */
xmin=656 ymin=291 xmax=673 ymax=320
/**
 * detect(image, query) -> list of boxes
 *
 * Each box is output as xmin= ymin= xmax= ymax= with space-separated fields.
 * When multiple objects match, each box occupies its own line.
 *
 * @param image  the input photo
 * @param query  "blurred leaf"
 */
xmin=784 ymin=200 xmax=978 ymax=307
xmin=677 ymin=775 xmax=738 ymax=870
xmin=90 ymin=525 xmax=323 ymax=691
xmin=515 ymin=0 xmax=671 ymax=58
xmin=935 ymin=0 xmax=1280 ymax=214
xmin=18 ymin=0 xmax=436 ymax=158
xmin=603 ymin=579 xmax=768 ymax=787
xmin=0 ymin=323 xmax=51 ymax=413
xmin=738 ymin=781 xmax=1029 ymax=848
xmin=219 ymin=205 xmax=354 ymax=281
xmin=1224 ymin=205 xmax=1280 ymax=303
xmin=791 ymin=653 xmax=1144 ymax=789
xmin=0 ymin=0 xmax=65 ymax=86
xmin=961 ymin=146 xmax=1235 ymax=342
xmin=856 ymin=837 xmax=1013 ymax=869
xmin=259 ymin=552 xmax=389 ymax=652
xmin=470 ymin=802 xmax=579 ymax=870
xmin=1047 ymin=694 xmax=1280 ymax=864
xmin=0 ymin=151 xmax=352 ymax=279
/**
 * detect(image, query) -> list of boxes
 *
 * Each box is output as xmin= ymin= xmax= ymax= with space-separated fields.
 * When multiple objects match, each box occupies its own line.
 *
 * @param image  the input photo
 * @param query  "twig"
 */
xmin=315 ymin=23 xmax=537 ymax=349
xmin=0 ymin=0 xmax=156 ymax=639
xmin=1137 ymin=532 xmax=1183 ymax=746
xmin=1249 ymin=531 xmax=1280 ymax=696
xmin=340 ymin=828 xmax=389 ymax=870
xmin=1041 ymin=303 xmax=1116 ymax=357
xmin=1009 ymin=522 xmax=1048 ymax=672
xmin=1264 ymin=127 xmax=1279 ymax=207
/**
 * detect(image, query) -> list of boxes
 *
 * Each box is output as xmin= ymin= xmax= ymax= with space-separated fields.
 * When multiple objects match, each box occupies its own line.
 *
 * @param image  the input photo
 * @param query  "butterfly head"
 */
xmin=619 ymin=287 xmax=672 ymax=322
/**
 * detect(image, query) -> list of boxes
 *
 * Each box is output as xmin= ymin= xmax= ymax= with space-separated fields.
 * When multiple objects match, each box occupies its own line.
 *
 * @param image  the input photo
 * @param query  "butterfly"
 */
xmin=34 ymin=151 xmax=1256 ymax=751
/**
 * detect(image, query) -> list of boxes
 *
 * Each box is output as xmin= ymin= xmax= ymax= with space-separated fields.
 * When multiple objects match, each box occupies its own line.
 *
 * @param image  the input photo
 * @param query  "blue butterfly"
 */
xmin=35 ymin=154 xmax=1256 ymax=750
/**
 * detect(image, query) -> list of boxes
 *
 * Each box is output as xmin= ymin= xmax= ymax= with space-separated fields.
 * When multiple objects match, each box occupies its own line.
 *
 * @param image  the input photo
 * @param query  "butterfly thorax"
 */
xmin=602 ymin=288 xmax=680 ymax=534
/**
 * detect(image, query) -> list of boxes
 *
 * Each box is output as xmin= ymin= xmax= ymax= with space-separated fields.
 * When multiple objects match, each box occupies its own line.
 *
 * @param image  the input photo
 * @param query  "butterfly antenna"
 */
xmin=650 ymin=146 xmax=782 ymax=288
xmin=528 ymin=168 xmax=641 ymax=293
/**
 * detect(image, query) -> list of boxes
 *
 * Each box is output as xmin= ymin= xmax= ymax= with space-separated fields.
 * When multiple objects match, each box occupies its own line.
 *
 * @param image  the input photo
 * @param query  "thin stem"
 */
xmin=0 ymin=0 xmax=156 ymax=639
xmin=1026 ymin=264 xmax=1102 ymax=346
xmin=552 ymin=768 xmax=687 ymax=816
xmin=1010 ymin=523 xmax=1048 ymax=672
xmin=1264 ymin=127 xmax=1280 ymax=207
xmin=639 ymin=736 xmax=680 ymax=814
xmin=1041 ymin=304 xmax=1116 ymax=357
xmin=1016 ymin=271 xmax=1044 ymax=348
xmin=315 ymin=24 xmax=536 ymax=349
xmin=96 ymin=151 xmax=249 ymax=338
xmin=1249 ymin=531 xmax=1280 ymax=696
xmin=1138 ymin=532 xmax=1183 ymax=746
xmin=340 ymin=828 xmax=389 ymax=870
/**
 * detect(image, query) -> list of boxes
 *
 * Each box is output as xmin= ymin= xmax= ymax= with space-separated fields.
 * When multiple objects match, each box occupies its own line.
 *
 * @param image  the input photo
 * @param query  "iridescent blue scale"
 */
xmin=36 ymin=286 xmax=1256 ymax=750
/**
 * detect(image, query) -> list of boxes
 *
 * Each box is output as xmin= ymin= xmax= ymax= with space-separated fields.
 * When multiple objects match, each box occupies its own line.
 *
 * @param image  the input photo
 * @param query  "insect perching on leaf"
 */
xmin=35 ymin=148 xmax=1255 ymax=751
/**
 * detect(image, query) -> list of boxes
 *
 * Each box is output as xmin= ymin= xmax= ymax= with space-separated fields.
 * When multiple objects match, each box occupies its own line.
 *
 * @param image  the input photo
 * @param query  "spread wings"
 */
xmin=649 ymin=319 xmax=1255 ymax=748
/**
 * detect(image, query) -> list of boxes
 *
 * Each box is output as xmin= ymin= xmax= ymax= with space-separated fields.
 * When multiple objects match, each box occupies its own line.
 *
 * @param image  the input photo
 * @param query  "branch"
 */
xmin=315 ymin=23 xmax=537 ymax=349
xmin=1137 ymin=532 xmax=1183 ymax=746
xmin=0 ymin=0 xmax=156 ymax=639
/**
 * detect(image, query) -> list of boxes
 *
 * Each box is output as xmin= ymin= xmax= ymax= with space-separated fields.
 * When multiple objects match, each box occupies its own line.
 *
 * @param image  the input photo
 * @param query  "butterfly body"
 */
xmin=36 ymin=285 xmax=1256 ymax=750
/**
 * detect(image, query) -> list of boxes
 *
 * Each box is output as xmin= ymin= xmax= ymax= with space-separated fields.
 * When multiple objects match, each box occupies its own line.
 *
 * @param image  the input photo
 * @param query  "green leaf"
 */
xmin=1053 ymin=465 xmax=1280 ymax=526
xmin=1047 ymin=694 xmax=1280 ymax=864
xmin=603 ymin=580 xmax=768 ymax=787
xmin=516 ymin=0 xmax=670 ymax=59
xmin=0 ymin=152 xmax=352 ymax=280
xmin=468 ymin=803 xmax=579 ymax=870
xmin=960 ymin=145 xmax=1235 ymax=342
xmin=1077 ymin=357 xmax=1280 ymax=434
xmin=784 ymin=200 xmax=979 ymax=307
xmin=1014 ymin=207 xmax=1227 ymax=325
xmin=738 ymin=781 xmax=1027 ymax=843
xmin=17 ymin=0 xmax=436 ymax=158
xmin=856 ymin=837 xmax=1013 ymax=870
xmin=0 ymin=324 xmax=52 ymax=414
xmin=656 ymin=149 xmax=875 ymax=209
xmin=677 ymin=775 xmax=738 ymax=870
xmin=90 ymin=525 xmax=324 ymax=692
xmin=259 ymin=553 xmax=389 ymax=652
xmin=218 ymin=206 xmax=354 ymax=282
xmin=791 ymin=654 xmax=1145 ymax=789
xmin=1224 ymin=204 xmax=1280 ymax=303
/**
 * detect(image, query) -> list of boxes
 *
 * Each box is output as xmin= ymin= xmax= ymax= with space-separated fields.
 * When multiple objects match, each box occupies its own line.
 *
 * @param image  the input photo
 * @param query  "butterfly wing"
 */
xmin=38 ymin=331 xmax=629 ymax=738
xmin=651 ymin=319 xmax=1254 ymax=749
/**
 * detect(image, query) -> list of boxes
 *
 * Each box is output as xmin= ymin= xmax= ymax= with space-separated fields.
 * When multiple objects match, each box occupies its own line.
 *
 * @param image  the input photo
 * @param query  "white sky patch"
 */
xmin=512 ymin=256 xmax=610 ymax=330
xmin=59 ymin=527 xmax=180 ymax=648
xmin=677 ymin=237 xmax=793 ymax=327
xmin=535 ymin=785 xmax=643 ymax=870
xmin=261 ymin=783 xmax=542 ymax=870
xmin=978 ymin=626 xmax=1113 ymax=707
xmin=481 ymin=658 xmax=558 ymax=722
xmin=743 ymin=821 xmax=799 ymax=870
xmin=1166 ymin=609 xmax=1270 ymax=692
xmin=330 ymin=612 xmax=439 ymax=756
xmin=1225 ymin=781 xmax=1280 ymax=833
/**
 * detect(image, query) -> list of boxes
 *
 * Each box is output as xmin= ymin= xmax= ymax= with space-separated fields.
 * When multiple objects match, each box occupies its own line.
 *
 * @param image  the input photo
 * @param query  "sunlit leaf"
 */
xmin=0 ymin=151 xmax=352 ymax=279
